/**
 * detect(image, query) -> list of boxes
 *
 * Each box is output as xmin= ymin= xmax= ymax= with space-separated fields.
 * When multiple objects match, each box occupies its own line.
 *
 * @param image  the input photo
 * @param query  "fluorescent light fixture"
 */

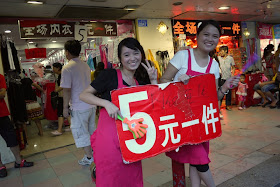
xmin=27 ymin=1 xmax=43 ymax=5
xmin=4 ymin=30 xmax=11 ymax=33
xmin=219 ymin=6 xmax=230 ymax=10
xmin=123 ymin=5 xmax=139 ymax=10
xmin=52 ymin=41 xmax=57 ymax=43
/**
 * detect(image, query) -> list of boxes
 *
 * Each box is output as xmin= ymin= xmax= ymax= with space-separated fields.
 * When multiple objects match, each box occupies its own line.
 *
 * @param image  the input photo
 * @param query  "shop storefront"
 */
xmin=172 ymin=20 xmax=244 ymax=69
xmin=0 ymin=19 xmax=136 ymax=156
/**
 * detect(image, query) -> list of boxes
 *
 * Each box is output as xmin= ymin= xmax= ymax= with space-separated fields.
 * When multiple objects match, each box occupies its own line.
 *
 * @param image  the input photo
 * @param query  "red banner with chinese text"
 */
xmin=111 ymin=74 xmax=221 ymax=163
xmin=258 ymin=22 xmax=273 ymax=39
xmin=25 ymin=48 xmax=46 ymax=59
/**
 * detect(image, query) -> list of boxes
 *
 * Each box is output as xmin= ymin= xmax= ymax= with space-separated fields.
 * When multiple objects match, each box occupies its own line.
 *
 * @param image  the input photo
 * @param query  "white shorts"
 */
xmin=70 ymin=107 xmax=96 ymax=148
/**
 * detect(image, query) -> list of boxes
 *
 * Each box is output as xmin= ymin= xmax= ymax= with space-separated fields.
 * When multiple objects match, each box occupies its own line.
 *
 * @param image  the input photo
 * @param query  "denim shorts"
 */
xmin=253 ymin=83 xmax=277 ymax=92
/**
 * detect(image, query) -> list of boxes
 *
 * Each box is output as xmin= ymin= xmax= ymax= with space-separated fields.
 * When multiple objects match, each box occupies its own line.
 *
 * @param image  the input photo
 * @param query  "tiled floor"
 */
xmin=20 ymin=119 xmax=75 ymax=156
xmin=1 ymin=106 xmax=279 ymax=187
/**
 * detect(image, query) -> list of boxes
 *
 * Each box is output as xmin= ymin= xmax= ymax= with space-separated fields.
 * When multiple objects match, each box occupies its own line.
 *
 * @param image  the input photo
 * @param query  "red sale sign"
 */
xmin=111 ymin=74 xmax=221 ymax=163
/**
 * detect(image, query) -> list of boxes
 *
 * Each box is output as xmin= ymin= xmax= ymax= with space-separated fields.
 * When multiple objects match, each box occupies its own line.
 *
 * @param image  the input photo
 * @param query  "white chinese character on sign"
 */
xmin=159 ymin=115 xmax=181 ymax=147
xmin=85 ymin=24 xmax=94 ymax=35
xmin=201 ymin=103 xmax=219 ymax=135
xmin=105 ymin=24 xmax=113 ymax=35
xmin=23 ymin=27 xmax=35 ymax=36
xmin=62 ymin=25 xmax=73 ymax=35
xmin=50 ymin=24 xmax=60 ymax=35
xmin=36 ymin=24 xmax=47 ymax=35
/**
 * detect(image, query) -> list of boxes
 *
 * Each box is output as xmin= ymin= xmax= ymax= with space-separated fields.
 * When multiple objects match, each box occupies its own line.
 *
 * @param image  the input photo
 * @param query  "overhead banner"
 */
xmin=25 ymin=48 xmax=47 ymax=59
xmin=258 ymin=22 xmax=273 ymax=39
xmin=111 ymin=74 xmax=221 ymax=163
xmin=172 ymin=20 xmax=241 ymax=36
xmin=19 ymin=20 xmax=117 ymax=39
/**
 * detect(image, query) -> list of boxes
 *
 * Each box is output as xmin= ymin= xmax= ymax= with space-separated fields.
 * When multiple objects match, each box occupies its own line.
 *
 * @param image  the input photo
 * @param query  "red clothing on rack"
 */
xmin=44 ymin=82 xmax=58 ymax=120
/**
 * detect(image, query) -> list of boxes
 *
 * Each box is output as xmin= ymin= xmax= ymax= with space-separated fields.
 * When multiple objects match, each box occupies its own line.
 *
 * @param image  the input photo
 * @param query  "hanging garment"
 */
xmin=9 ymin=42 xmax=21 ymax=73
xmin=7 ymin=80 xmax=28 ymax=123
xmin=43 ymin=82 xmax=58 ymax=121
xmin=147 ymin=49 xmax=162 ymax=78
xmin=1 ymin=41 xmax=11 ymax=72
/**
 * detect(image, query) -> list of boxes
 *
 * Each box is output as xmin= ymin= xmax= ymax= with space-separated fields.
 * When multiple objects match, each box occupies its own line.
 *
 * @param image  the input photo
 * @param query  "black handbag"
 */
xmin=50 ymin=91 xmax=58 ymax=110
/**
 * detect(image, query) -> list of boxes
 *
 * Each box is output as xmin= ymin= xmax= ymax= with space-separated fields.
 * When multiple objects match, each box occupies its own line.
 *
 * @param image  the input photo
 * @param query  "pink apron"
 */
xmin=166 ymin=49 xmax=213 ymax=165
xmin=90 ymin=69 xmax=143 ymax=187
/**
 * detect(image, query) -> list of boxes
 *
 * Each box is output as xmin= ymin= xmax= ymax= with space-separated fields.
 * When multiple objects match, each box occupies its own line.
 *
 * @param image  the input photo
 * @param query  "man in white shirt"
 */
xmin=60 ymin=40 xmax=96 ymax=166
xmin=218 ymin=46 xmax=236 ymax=110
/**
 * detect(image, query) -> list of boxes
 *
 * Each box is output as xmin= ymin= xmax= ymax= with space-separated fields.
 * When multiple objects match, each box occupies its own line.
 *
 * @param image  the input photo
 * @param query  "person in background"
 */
xmin=160 ymin=20 xmax=240 ymax=187
xmin=236 ymin=74 xmax=248 ymax=110
xmin=274 ymin=43 xmax=280 ymax=72
xmin=51 ymin=62 xmax=71 ymax=136
xmin=0 ymin=73 xmax=34 ymax=178
xmin=60 ymin=40 xmax=97 ymax=166
xmin=253 ymin=72 xmax=279 ymax=108
xmin=262 ymin=44 xmax=275 ymax=81
xmin=218 ymin=45 xmax=236 ymax=111
xmin=93 ymin=62 xmax=105 ymax=80
xmin=80 ymin=37 xmax=157 ymax=186
xmin=21 ymin=74 xmax=44 ymax=136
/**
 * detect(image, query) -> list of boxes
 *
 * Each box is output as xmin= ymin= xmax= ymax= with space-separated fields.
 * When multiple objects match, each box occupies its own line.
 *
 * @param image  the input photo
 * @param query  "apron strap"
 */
xmin=206 ymin=57 xmax=213 ymax=73
xmin=116 ymin=69 xmax=139 ymax=87
xmin=187 ymin=49 xmax=192 ymax=71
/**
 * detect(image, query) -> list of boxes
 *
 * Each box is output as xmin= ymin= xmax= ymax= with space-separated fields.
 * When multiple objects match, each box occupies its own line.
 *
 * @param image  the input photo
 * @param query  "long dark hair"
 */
xmin=117 ymin=37 xmax=150 ymax=84
xmin=263 ymin=44 xmax=274 ymax=59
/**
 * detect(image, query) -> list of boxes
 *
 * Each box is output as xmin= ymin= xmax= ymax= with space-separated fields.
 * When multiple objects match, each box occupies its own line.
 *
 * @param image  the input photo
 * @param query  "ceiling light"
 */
xmin=4 ymin=30 xmax=11 ymax=33
xmin=219 ymin=6 xmax=230 ymax=10
xmin=27 ymin=1 xmax=44 ymax=5
xmin=52 ymin=41 xmax=57 ymax=43
xmin=123 ymin=5 xmax=140 ymax=10
xmin=28 ymin=41 xmax=34 ymax=44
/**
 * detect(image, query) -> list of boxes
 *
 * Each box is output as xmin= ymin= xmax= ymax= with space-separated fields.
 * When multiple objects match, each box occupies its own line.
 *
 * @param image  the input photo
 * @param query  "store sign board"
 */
xmin=273 ymin=24 xmax=280 ymax=39
xmin=111 ymin=74 xmax=221 ymax=163
xmin=258 ymin=22 xmax=273 ymax=39
xmin=75 ymin=25 xmax=87 ymax=42
xmin=19 ymin=20 xmax=75 ymax=39
xmin=25 ymin=48 xmax=47 ymax=59
xmin=172 ymin=20 xmax=241 ymax=36
xmin=138 ymin=20 xmax=148 ymax=27
xmin=83 ymin=22 xmax=117 ymax=37
xmin=19 ymin=20 xmax=117 ymax=38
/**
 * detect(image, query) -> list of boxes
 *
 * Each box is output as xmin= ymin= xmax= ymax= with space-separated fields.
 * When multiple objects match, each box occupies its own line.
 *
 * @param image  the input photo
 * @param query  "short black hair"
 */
xmin=240 ymin=74 xmax=246 ymax=79
xmin=219 ymin=46 xmax=228 ymax=53
xmin=52 ymin=62 xmax=63 ymax=70
xmin=197 ymin=20 xmax=221 ymax=36
xmin=64 ymin=40 xmax=81 ymax=57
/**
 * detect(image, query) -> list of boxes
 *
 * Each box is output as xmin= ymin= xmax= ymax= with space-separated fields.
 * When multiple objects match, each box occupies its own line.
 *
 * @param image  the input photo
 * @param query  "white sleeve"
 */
xmin=170 ymin=50 xmax=186 ymax=70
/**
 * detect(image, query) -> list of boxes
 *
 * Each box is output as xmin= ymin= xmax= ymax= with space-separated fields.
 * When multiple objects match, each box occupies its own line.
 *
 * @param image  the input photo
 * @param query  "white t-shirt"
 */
xmin=218 ymin=55 xmax=235 ymax=80
xmin=170 ymin=49 xmax=220 ymax=81
xmin=60 ymin=57 xmax=93 ymax=111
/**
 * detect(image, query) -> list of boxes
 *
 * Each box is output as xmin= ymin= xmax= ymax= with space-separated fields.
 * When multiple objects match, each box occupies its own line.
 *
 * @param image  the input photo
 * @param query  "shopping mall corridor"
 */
xmin=0 ymin=105 xmax=279 ymax=187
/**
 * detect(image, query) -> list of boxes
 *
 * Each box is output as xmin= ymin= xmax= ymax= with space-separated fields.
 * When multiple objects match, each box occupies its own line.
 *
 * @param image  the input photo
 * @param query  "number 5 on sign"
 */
xmin=75 ymin=25 xmax=87 ymax=42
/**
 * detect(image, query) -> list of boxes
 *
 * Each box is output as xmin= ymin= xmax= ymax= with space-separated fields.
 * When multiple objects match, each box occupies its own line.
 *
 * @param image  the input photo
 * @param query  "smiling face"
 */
xmin=120 ymin=46 xmax=142 ymax=71
xmin=196 ymin=24 xmax=220 ymax=53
